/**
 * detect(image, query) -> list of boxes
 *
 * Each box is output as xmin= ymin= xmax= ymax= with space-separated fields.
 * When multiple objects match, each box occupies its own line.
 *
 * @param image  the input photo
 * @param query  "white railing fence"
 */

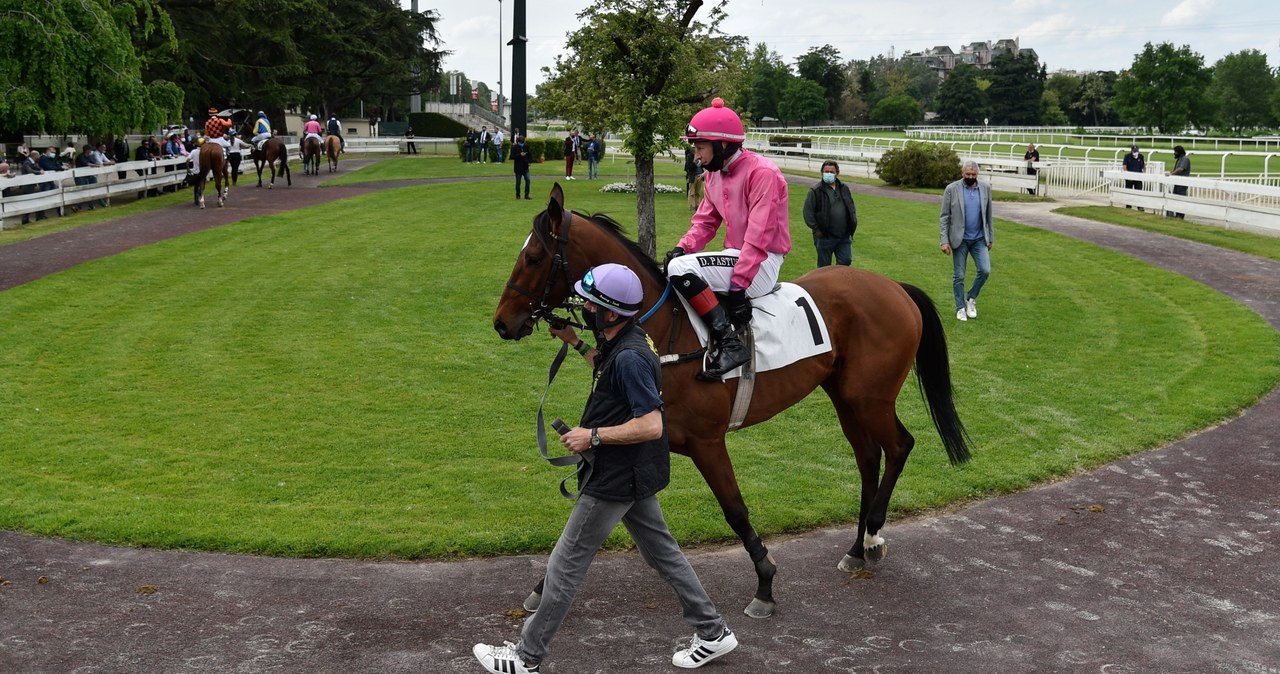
xmin=1 ymin=157 xmax=191 ymax=229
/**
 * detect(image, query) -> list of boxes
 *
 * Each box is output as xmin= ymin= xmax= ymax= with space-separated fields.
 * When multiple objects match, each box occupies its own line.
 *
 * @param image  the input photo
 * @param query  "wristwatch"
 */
xmin=589 ymin=427 xmax=601 ymax=448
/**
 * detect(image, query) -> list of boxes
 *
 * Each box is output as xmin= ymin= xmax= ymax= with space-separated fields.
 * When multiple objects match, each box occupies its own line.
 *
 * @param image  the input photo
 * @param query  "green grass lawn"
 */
xmin=1 ymin=167 xmax=1277 ymax=560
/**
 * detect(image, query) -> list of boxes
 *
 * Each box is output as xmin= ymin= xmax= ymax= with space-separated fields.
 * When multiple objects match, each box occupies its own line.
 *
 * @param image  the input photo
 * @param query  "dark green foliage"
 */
xmin=986 ymin=52 xmax=1044 ymax=125
xmin=0 ymin=0 xmax=181 ymax=134
xmin=410 ymin=113 xmax=466 ymax=138
xmin=936 ymin=63 xmax=989 ymax=125
xmin=876 ymin=142 xmax=961 ymax=188
xmin=795 ymin=44 xmax=845 ymax=118
xmin=870 ymin=93 xmax=923 ymax=127
xmin=1114 ymin=42 xmax=1211 ymax=132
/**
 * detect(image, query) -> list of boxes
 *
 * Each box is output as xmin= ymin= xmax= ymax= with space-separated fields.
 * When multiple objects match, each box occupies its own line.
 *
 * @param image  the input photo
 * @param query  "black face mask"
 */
xmin=963 ymin=177 xmax=977 ymax=187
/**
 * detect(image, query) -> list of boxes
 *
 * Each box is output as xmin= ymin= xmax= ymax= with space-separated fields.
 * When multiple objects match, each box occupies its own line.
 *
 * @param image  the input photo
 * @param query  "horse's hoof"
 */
xmin=522 ymin=590 xmax=541 ymax=613
xmin=865 ymin=541 xmax=887 ymax=564
xmin=743 ymin=597 xmax=775 ymax=619
xmin=837 ymin=554 xmax=864 ymax=573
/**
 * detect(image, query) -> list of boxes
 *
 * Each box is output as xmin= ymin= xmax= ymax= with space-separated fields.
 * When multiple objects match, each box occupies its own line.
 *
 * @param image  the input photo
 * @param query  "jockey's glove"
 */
xmin=723 ymin=289 xmax=752 ymax=329
xmin=662 ymin=246 xmax=685 ymax=273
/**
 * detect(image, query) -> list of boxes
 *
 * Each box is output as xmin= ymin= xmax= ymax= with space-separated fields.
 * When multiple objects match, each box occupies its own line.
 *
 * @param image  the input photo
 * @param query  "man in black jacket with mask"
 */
xmin=802 ymin=160 xmax=858 ymax=267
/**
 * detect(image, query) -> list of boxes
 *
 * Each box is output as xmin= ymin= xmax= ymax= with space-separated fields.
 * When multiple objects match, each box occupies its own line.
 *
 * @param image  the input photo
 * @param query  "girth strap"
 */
xmin=726 ymin=328 xmax=756 ymax=431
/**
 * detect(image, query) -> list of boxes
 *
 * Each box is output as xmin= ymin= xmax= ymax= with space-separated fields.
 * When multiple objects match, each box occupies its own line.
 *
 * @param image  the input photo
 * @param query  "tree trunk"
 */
xmin=634 ymin=153 xmax=658 ymax=260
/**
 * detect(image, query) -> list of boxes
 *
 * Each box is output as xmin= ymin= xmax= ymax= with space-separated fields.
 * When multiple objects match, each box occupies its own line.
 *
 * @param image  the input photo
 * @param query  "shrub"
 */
xmin=410 ymin=112 xmax=466 ymax=138
xmin=876 ymin=141 xmax=962 ymax=188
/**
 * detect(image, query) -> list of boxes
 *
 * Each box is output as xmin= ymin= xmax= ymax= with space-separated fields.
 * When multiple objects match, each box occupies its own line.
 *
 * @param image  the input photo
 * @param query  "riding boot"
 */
xmin=700 ymin=304 xmax=752 ymax=380
xmin=671 ymin=272 xmax=752 ymax=381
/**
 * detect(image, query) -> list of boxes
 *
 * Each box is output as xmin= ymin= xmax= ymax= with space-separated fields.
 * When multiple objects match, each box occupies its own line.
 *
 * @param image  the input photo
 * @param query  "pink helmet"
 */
xmin=574 ymin=264 xmax=643 ymax=316
xmin=682 ymin=97 xmax=745 ymax=143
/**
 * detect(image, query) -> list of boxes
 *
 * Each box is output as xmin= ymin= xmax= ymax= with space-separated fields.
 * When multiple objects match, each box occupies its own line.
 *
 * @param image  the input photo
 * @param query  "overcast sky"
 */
xmin=409 ymin=0 xmax=1280 ymax=99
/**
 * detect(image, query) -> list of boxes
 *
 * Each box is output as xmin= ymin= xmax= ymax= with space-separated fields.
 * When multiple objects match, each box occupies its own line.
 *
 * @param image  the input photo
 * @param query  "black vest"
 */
xmin=579 ymin=324 xmax=670 ymax=502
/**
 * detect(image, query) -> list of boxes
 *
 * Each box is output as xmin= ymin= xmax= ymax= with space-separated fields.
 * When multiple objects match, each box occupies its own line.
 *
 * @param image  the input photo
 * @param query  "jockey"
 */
xmin=203 ymin=107 xmax=232 ymax=149
xmin=326 ymin=114 xmax=345 ymax=153
xmin=663 ymin=97 xmax=791 ymax=381
xmin=250 ymin=111 xmax=272 ymax=150
xmin=301 ymin=114 xmax=324 ymax=145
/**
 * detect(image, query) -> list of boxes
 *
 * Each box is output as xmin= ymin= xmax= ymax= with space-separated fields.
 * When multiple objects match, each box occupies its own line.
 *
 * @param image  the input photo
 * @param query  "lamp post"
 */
xmin=498 ymin=0 xmax=504 ymax=127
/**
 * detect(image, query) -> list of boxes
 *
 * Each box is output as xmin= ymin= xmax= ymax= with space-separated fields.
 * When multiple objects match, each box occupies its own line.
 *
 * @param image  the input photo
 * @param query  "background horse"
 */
xmin=193 ymin=142 xmax=228 ymax=209
xmin=493 ymin=184 xmax=971 ymax=619
xmin=325 ymin=135 xmax=341 ymax=172
xmin=301 ymin=136 xmax=321 ymax=175
xmin=252 ymin=137 xmax=291 ymax=188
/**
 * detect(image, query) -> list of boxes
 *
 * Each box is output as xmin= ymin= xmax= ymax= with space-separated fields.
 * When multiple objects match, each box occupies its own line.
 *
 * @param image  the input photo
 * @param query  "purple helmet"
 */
xmin=574 ymin=264 xmax=643 ymax=316
xmin=682 ymin=97 xmax=745 ymax=143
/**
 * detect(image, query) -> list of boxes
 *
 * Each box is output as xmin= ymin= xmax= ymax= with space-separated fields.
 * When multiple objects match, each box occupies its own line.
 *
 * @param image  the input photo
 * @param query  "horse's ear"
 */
xmin=546 ymin=183 xmax=567 ymax=233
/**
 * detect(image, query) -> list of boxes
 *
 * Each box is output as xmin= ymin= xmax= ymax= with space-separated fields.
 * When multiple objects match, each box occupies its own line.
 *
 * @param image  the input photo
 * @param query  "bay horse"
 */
xmin=301 ymin=135 xmax=321 ymax=175
xmin=193 ymin=141 xmax=229 ymax=209
xmin=325 ymin=135 xmax=341 ymax=172
xmin=251 ymin=136 xmax=291 ymax=188
xmin=493 ymin=184 xmax=971 ymax=619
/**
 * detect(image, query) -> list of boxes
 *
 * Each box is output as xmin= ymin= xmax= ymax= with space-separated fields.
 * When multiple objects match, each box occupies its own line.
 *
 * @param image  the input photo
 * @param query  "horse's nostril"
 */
xmin=494 ymin=320 xmax=508 ymax=338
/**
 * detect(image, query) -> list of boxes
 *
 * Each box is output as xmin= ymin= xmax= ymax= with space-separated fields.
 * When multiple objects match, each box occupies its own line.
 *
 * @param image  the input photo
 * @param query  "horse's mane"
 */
xmin=535 ymin=210 xmax=665 ymax=284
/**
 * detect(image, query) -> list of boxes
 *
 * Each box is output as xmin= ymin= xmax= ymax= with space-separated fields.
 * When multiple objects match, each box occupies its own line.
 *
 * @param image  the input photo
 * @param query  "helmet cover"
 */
xmin=574 ymin=264 xmax=643 ymax=316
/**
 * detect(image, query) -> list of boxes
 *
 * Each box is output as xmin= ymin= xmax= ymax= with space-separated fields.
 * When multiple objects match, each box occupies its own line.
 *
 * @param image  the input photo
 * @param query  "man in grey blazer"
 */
xmin=939 ymin=161 xmax=993 ymax=322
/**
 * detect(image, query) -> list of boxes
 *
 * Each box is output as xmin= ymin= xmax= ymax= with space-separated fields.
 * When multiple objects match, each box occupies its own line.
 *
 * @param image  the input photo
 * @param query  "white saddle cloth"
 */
xmin=677 ymin=282 xmax=833 ymax=379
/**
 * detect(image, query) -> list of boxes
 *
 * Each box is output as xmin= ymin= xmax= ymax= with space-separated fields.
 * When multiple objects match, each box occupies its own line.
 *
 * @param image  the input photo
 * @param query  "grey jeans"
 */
xmin=517 ymin=492 xmax=725 ymax=665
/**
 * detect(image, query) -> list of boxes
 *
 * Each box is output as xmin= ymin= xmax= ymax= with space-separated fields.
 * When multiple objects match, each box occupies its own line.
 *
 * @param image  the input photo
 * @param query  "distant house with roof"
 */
xmin=906 ymin=38 xmax=1038 ymax=79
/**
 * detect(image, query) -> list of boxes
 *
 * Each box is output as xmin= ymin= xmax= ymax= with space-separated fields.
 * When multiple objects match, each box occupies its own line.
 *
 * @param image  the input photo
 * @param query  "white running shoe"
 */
xmin=956 ymin=308 xmax=967 ymax=322
xmin=673 ymin=627 xmax=738 ymax=668
xmin=965 ymin=297 xmax=977 ymax=318
xmin=473 ymin=641 xmax=539 ymax=674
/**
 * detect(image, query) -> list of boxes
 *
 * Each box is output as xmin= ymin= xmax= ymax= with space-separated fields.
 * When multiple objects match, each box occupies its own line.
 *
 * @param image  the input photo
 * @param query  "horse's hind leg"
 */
xmin=524 ymin=576 xmax=545 ymax=612
xmin=688 ymin=439 xmax=777 ymax=618
xmin=830 ymin=398 xmax=915 ymax=571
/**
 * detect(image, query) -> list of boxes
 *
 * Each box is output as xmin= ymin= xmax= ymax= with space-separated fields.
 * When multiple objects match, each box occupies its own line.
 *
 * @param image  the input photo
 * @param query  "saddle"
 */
xmin=675 ymin=283 xmax=833 ymax=379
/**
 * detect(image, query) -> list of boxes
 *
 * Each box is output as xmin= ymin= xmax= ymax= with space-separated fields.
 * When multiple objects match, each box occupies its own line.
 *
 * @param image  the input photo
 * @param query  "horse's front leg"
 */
xmin=688 ymin=439 xmax=777 ymax=618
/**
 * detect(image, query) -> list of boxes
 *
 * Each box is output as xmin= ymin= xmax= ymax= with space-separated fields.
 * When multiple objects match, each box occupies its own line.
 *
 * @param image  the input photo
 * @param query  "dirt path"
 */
xmin=1 ymin=177 xmax=1278 ymax=673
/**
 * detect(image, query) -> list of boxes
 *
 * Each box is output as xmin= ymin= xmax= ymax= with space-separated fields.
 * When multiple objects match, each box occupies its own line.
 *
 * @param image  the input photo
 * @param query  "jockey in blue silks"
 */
xmin=251 ymin=111 xmax=272 ymax=150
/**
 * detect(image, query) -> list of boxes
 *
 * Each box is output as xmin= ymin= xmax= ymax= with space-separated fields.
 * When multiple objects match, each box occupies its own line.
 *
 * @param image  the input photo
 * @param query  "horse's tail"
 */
xmin=900 ymin=282 xmax=972 ymax=465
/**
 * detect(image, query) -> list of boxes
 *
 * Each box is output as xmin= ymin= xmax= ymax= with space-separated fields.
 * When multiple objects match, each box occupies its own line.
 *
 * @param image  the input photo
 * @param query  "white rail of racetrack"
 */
xmin=744 ymin=134 xmax=1280 ymax=234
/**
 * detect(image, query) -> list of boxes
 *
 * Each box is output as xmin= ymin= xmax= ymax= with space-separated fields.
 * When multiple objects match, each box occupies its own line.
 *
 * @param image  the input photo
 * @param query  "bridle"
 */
xmin=505 ymin=207 xmax=588 ymax=330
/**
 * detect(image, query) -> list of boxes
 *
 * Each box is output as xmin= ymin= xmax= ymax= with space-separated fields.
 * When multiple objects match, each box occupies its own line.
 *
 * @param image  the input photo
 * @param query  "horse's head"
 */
xmin=493 ymin=184 xmax=577 ymax=340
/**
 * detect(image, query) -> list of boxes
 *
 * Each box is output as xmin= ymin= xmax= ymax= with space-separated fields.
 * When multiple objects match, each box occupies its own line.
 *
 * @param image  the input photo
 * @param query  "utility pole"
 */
xmin=506 ymin=0 xmax=527 ymax=137
xmin=498 ymin=0 xmax=504 ymax=128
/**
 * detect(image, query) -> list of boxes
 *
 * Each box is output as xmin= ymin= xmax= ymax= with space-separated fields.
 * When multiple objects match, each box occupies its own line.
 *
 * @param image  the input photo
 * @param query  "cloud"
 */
xmin=1161 ymin=0 xmax=1215 ymax=26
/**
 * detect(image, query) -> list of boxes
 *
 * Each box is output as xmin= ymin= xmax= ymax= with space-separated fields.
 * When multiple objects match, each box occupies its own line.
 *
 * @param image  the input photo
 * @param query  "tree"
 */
xmin=1070 ymin=72 xmax=1118 ymax=126
xmin=1113 ymin=42 xmax=1210 ymax=133
xmin=1045 ymin=72 xmax=1082 ymax=124
xmin=795 ymin=44 xmax=845 ymax=119
xmin=870 ymin=93 xmax=923 ymax=127
xmin=1207 ymin=50 xmax=1275 ymax=132
xmin=777 ymin=78 xmax=827 ymax=125
xmin=1040 ymin=90 xmax=1069 ymax=125
xmin=141 ymin=0 xmax=443 ymax=126
xmin=739 ymin=43 xmax=793 ymax=123
xmin=986 ymin=52 xmax=1043 ymax=125
xmin=935 ymin=63 xmax=988 ymax=125
xmin=0 ymin=0 xmax=182 ymax=134
xmin=537 ymin=0 xmax=742 ymax=257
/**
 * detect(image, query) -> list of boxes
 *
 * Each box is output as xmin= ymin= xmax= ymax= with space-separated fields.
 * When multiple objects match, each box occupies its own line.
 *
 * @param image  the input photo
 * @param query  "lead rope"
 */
xmin=535 ymin=341 xmax=593 ymax=499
